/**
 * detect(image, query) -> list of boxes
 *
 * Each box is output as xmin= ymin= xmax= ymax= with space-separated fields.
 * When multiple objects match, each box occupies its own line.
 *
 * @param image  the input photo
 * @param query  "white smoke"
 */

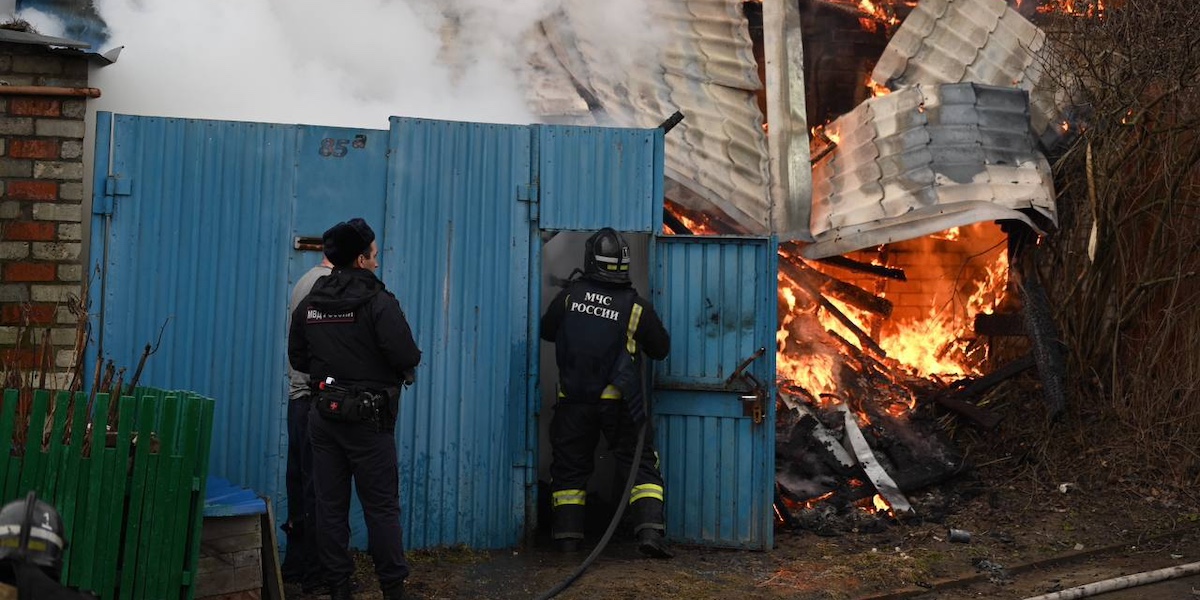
xmin=13 ymin=0 xmax=668 ymax=129
xmin=15 ymin=0 xmax=590 ymax=128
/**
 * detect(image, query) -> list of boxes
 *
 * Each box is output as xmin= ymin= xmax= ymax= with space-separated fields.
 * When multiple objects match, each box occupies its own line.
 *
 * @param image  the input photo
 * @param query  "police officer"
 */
xmin=540 ymin=227 xmax=673 ymax=559
xmin=288 ymin=218 xmax=421 ymax=600
xmin=0 ymin=491 xmax=96 ymax=599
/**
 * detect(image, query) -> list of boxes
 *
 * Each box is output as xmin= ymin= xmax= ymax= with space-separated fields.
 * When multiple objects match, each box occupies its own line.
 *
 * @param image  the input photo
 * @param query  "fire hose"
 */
xmin=532 ymin=411 xmax=649 ymax=600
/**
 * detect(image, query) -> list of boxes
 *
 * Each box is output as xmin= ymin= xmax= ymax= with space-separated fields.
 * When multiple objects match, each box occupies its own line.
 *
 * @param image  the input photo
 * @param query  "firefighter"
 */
xmin=540 ymin=227 xmax=673 ymax=559
xmin=288 ymin=218 xmax=422 ymax=600
xmin=0 ymin=491 xmax=96 ymax=599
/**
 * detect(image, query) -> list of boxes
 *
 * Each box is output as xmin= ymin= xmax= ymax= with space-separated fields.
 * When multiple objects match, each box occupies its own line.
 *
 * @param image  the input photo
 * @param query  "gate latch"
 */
xmin=726 ymin=346 xmax=767 ymax=424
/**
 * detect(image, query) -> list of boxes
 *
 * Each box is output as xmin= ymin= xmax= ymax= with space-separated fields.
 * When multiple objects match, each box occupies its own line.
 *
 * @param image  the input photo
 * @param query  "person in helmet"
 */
xmin=0 ymin=491 xmax=95 ymax=599
xmin=539 ymin=228 xmax=673 ymax=558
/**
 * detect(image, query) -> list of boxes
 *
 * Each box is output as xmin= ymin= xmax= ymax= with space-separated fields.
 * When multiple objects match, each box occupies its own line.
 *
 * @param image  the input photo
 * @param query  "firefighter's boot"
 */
xmin=382 ymin=580 xmax=406 ymax=600
xmin=552 ymin=498 xmax=586 ymax=553
xmin=328 ymin=579 xmax=354 ymax=600
xmin=637 ymin=528 xmax=673 ymax=559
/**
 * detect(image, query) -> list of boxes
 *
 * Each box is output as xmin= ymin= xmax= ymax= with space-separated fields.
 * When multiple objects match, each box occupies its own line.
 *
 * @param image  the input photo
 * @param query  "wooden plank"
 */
xmin=73 ymin=393 xmax=112 ymax=593
xmin=202 ymin=516 xmax=262 ymax=540
xmin=260 ymin=505 xmax=284 ymax=600
xmin=165 ymin=397 xmax=204 ymax=597
xmin=16 ymin=390 xmax=49 ymax=497
xmin=196 ymin=590 xmax=262 ymax=600
xmin=0 ymin=581 xmax=15 ymax=600
xmin=183 ymin=396 xmax=216 ymax=600
xmin=118 ymin=394 xmax=157 ymax=600
xmin=58 ymin=391 xmax=89 ymax=583
xmin=41 ymin=391 xmax=70 ymax=499
xmin=200 ymin=532 xmax=262 ymax=555
xmin=144 ymin=394 xmax=181 ymax=599
xmin=198 ymin=549 xmax=263 ymax=573
xmin=95 ymin=395 xmax=135 ymax=599
xmin=0 ymin=389 xmax=18 ymax=496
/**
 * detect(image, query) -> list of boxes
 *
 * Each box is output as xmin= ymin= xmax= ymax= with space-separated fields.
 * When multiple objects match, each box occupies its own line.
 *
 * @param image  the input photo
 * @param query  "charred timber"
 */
xmin=974 ymin=312 xmax=1026 ymax=337
xmin=782 ymin=256 xmax=894 ymax=317
xmin=784 ymin=271 xmax=888 ymax=357
xmin=817 ymin=255 xmax=907 ymax=281
xmin=1006 ymin=223 xmax=1068 ymax=419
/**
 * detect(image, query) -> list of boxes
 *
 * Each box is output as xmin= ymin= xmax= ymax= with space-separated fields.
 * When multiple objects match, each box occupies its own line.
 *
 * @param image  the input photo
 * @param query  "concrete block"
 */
xmin=57 ymin=223 xmax=82 ymax=241
xmin=32 ymin=242 xmax=81 ymax=261
xmin=34 ymin=119 xmax=86 ymax=139
xmin=58 ymin=182 xmax=83 ymax=201
xmin=32 ymin=203 xmax=82 ymax=222
xmin=0 ymin=158 xmax=32 ymax=178
xmin=56 ymin=264 xmax=82 ymax=282
xmin=33 ymin=160 xmax=84 ymax=180
xmin=0 ymin=202 xmax=20 ymax=219
xmin=30 ymin=284 xmax=75 ymax=303
xmin=12 ymin=55 xmax=64 ymax=75
xmin=0 ymin=242 xmax=30 ymax=260
xmin=60 ymin=100 xmax=86 ymax=120
xmin=0 ymin=285 xmax=29 ymax=302
xmin=60 ymin=140 xmax=83 ymax=159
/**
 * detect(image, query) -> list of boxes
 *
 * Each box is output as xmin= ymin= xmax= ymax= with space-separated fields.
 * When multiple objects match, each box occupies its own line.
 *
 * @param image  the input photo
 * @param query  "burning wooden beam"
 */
xmin=781 ymin=255 xmax=895 ymax=318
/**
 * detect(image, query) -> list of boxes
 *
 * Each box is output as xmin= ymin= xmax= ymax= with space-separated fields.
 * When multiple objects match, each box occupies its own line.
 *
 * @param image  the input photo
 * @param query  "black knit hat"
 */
xmin=322 ymin=218 xmax=376 ymax=267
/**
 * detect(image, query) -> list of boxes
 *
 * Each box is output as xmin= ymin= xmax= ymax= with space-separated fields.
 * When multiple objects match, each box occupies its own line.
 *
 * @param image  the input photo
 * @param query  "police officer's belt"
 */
xmin=314 ymin=384 xmax=385 ymax=423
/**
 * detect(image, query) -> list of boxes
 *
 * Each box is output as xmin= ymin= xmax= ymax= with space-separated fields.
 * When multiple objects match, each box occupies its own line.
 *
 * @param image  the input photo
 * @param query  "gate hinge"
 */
xmin=95 ymin=175 xmax=132 ymax=215
xmin=517 ymin=183 xmax=539 ymax=221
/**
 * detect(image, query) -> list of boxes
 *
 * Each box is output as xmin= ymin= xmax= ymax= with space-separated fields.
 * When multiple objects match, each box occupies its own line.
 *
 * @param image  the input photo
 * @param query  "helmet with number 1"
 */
xmin=0 ymin=491 xmax=65 ymax=580
xmin=583 ymin=228 xmax=631 ymax=284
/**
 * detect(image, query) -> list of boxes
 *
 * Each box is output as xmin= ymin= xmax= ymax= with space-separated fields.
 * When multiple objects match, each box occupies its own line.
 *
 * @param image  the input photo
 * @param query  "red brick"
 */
xmin=1 ymin=349 xmax=38 ymax=369
xmin=8 ymin=139 xmax=60 ymax=160
xmin=3 ymin=222 xmax=55 ymax=241
xmin=3 ymin=262 xmax=56 ymax=282
xmin=0 ymin=303 xmax=55 ymax=325
xmin=9 ymin=98 xmax=61 ymax=117
xmin=6 ymin=180 xmax=57 ymax=201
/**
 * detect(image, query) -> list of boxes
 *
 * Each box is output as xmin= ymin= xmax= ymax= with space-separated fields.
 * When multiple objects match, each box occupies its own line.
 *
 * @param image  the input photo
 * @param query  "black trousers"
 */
xmin=281 ymin=396 xmax=318 ymax=582
xmin=309 ymin=408 xmax=409 ymax=587
xmin=549 ymin=400 xmax=665 ymax=540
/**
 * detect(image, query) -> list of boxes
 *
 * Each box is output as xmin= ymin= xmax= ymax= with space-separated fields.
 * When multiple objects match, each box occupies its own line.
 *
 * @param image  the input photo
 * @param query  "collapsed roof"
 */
xmin=520 ymin=0 xmax=1066 ymax=254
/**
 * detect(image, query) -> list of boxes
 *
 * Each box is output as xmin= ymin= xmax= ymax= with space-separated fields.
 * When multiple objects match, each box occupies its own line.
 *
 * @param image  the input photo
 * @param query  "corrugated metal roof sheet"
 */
xmin=870 ymin=0 xmax=1071 ymax=147
xmin=805 ymin=82 xmax=1056 ymax=259
xmin=531 ymin=0 xmax=773 ymax=234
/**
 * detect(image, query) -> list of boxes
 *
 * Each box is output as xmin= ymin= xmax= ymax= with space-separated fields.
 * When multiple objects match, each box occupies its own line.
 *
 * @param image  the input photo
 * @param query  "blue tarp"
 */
xmin=203 ymin=476 xmax=267 ymax=518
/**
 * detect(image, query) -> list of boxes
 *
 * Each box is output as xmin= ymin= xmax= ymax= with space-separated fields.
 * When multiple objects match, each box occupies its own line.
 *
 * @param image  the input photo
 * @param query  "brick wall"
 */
xmin=831 ymin=222 xmax=1010 ymax=326
xmin=0 ymin=42 xmax=89 ymax=387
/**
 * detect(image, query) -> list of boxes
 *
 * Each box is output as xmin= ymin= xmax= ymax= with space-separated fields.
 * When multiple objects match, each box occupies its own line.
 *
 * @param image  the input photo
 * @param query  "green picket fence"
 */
xmin=0 ymin=387 xmax=215 ymax=600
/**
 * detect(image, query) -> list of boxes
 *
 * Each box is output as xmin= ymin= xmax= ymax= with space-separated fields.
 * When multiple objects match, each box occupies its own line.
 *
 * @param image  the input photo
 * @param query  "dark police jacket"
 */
xmin=3 ymin=561 xmax=96 ymax=599
xmin=540 ymin=277 xmax=669 ymax=402
xmin=288 ymin=268 xmax=421 ymax=394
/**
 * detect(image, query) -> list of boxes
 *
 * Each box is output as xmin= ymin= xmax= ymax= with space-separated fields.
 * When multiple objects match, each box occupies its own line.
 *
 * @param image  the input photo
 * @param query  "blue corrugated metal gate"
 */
xmin=90 ymin=112 xmax=775 ymax=552
xmin=652 ymin=237 xmax=777 ymax=550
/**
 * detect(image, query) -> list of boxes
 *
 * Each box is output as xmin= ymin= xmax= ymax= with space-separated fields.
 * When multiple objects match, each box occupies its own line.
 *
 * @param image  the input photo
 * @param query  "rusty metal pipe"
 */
xmin=0 ymin=85 xmax=101 ymax=98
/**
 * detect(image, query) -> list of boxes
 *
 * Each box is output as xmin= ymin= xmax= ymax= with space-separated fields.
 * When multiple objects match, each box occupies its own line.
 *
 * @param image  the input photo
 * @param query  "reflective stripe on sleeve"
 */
xmin=625 ymin=303 xmax=643 ymax=355
xmin=552 ymin=489 xmax=587 ymax=507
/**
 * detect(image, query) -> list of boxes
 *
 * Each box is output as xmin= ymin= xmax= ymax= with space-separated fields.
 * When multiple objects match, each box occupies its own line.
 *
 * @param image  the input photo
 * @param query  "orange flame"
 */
xmin=777 ymin=224 xmax=1010 ymax=403
xmin=1037 ymin=0 xmax=1106 ymax=17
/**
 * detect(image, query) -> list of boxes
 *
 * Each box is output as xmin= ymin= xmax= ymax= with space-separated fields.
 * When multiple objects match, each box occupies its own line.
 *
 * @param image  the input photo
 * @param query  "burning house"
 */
xmin=516 ymin=0 xmax=1086 ymax=527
